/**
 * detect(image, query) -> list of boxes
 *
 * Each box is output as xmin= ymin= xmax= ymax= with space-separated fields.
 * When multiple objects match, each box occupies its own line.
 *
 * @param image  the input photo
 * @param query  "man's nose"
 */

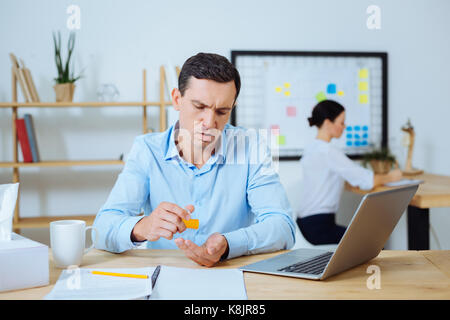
xmin=202 ymin=109 xmax=216 ymax=129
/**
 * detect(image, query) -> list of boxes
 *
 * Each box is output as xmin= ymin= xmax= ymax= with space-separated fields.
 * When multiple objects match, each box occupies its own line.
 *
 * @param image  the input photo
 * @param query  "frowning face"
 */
xmin=172 ymin=77 xmax=236 ymax=149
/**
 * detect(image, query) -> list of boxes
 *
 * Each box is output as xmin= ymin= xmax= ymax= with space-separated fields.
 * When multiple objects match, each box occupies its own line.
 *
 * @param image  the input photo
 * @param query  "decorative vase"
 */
xmin=53 ymin=83 xmax=75 ymax=102
xmin=370 ymin=160 xmax=392 ymax=174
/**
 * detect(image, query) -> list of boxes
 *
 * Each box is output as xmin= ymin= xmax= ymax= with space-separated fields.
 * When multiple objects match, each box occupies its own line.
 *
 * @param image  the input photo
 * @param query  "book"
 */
xmin=20 ymin=59 xmax=40 ymax=102
xmin=15 ymin=118 xmax=33 ymax=162
xmin=0 ymin=233 xmax=49 ymax=292
xmin=24 ymin=114 xmax=40 ymax=162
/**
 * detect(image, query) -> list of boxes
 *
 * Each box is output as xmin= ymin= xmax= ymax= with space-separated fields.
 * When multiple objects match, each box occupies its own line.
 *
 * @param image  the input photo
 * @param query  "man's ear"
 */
xmin=172 ymin=88 xmax=182 ymax=111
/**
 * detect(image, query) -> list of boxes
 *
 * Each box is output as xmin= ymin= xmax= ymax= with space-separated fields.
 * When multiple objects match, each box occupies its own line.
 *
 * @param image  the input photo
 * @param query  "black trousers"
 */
xmin=297 ymin=213 xmax=346 ymax=245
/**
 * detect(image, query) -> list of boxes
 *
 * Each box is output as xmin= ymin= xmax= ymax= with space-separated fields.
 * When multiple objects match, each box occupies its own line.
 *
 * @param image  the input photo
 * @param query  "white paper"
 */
xmin=45 ymin=267 xmax=154 ymax=300
xmin=384 ymin=179 xmax=424 ymax=187
xmin=149 ymin=266 xmax=248 ymax=300
xmin=0 ymin=183 xmax=19 ymax=241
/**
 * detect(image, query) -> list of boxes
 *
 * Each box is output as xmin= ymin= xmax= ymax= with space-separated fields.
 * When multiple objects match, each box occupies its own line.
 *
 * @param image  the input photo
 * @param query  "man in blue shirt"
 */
xmin=93 ymin=53 xmax=295 ymax=267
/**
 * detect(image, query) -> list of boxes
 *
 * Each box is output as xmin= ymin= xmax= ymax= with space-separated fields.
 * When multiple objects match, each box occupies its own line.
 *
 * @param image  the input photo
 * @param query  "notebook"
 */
xmin=45 ymin=265 xmax=247 ymax=300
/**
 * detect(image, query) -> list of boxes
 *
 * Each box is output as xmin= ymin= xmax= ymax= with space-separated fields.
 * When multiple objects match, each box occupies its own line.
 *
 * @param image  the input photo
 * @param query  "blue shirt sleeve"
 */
xmin=222 ymin=143 xmax=296 ymax=259
xmin=93 ymin=136 xmax=149 ymax=253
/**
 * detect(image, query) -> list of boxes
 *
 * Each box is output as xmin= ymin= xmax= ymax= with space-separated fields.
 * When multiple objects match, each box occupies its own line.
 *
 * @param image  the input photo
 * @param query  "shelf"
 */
xmin=13 ymin=215 xmax=96 ymax=229
xmin=0 ymin=101 xmax=173 ymax=108
xmin=0 ymin=160 xmax=124 ymax=168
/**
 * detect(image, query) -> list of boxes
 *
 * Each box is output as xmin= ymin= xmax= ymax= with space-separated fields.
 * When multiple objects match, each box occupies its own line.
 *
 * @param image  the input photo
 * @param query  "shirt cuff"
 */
xmin=222 ymin=229 xmax=248 ymax=260
xmin=119 ymin=215 xmax=146 ymax=251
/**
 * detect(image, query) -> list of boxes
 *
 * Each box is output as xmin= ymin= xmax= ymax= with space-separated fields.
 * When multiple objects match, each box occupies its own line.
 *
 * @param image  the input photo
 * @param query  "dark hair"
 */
xmin=308 ymin=100 xmax=345 ymax=127
xmin=178 ymin=52 xmax=241 ymax=102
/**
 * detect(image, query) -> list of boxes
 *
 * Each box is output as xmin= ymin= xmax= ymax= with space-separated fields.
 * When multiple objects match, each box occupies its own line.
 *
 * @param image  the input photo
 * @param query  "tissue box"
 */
xmin=0 ymin=232 xmax=49 ymax=292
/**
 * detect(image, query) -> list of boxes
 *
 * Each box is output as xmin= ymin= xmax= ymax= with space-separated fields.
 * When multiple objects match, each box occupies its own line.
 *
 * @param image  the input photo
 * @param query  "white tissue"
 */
xmin=0 ymin=183 xmax=19 ymax=241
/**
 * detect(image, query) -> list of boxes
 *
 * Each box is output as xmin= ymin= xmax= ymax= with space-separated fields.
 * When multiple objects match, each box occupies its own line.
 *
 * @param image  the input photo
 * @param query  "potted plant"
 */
xmin=52 ymin=31 xmax=82 ymax=102
xmin=363 ymin=148 xmax=397 ymax=174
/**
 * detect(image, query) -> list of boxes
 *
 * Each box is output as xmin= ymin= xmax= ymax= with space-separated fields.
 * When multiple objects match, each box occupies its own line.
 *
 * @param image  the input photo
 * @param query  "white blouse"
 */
xmin=297 ymin=139 xmax=374 ymax=219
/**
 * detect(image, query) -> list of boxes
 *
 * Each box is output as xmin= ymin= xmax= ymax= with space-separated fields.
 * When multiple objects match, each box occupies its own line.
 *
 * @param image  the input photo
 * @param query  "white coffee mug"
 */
xmin=50 ymin=220 xmax=98 ymax=268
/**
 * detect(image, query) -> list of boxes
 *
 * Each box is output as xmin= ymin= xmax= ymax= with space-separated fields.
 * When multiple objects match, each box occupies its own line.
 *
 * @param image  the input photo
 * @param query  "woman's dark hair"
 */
xmin=178 ymin=52 xmax=241 ymax=102
xmin=308 ymin=100 xmax=345 ymax=127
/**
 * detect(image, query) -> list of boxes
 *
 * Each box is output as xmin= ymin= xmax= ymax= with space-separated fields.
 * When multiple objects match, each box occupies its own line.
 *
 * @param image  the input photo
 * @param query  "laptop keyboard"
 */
xmin=278 ymin=252 xmax=333 ymax=275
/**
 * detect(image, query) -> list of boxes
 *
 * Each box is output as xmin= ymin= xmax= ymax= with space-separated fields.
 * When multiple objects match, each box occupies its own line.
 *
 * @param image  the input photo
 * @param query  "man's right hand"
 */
xmin=131 ymin=202 xmax=194 ymax=242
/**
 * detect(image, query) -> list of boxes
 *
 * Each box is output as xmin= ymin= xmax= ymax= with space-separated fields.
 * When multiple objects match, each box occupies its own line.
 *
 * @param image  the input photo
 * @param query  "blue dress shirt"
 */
xmin=93 ymin=122 xmax=295 ymax=259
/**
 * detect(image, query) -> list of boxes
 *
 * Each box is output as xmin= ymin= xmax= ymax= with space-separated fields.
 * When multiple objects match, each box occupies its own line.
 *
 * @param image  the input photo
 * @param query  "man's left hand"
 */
xmin=174 ymin=232 xmax=228 ymax=267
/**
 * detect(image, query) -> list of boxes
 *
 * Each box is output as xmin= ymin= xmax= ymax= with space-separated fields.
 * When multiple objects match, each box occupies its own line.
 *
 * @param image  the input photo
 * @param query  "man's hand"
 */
xmin=174 ymin=232 xmax=228 ymax=267
xmin=131 ymin=203 xmax=194 ymax=242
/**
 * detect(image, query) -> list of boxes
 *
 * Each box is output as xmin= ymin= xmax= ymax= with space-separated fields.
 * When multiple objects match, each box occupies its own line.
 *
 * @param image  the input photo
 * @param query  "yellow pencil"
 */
xmin=91 ymin=271 xmax=149 ymax=279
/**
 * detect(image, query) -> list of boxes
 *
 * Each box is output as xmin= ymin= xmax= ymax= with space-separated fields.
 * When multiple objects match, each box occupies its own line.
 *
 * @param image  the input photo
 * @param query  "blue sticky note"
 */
xmin=355 ymin=134 xmax=360 ymax=139
xmin=346 ymin=134 xmax=352 ymax=139
xmin=346 ymin=141 xmax=353 ymax=146
xmin=362 ymin=140 xmax=368 ymax=146
xmin=355 ymin=141 xmax=361 ymax=146
xmin=346 ymin=127 xmax=352 ymax=131
xmin=363 ymin=133 xmax=368 ymax=139
xmin=354 ymin=126 xmax=361 ymax=131
xmin=327 ymin=83 xmax=336 ymax=94
xmin=362 ymin=126 xmax=369 ymax=131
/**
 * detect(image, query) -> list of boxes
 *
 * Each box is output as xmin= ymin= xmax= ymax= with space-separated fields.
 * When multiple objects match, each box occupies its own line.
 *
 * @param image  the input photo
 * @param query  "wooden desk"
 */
xmin=347 ymin=173 xmax=450 ymax=250
xmin=1 ymin=249 xmax=449 ymax=300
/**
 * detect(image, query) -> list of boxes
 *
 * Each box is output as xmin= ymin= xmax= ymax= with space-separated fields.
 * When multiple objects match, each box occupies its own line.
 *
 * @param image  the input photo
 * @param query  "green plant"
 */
xmin=362 ymin=147 xmax=396 ymax=168
xmin=52 ymin=31 xmax=82 ymax=84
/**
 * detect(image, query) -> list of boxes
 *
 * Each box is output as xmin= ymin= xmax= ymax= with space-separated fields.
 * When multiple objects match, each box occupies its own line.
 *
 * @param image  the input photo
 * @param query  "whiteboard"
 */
xmin=231 ymin=51 xmax=387 ymax=159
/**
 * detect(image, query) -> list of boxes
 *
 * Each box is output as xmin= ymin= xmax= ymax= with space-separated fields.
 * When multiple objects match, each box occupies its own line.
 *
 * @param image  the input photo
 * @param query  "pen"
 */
xmin=91 ymin=271 xmax=149 ymax=279
xmin=151 ymin=265 xmax=161 ymax=289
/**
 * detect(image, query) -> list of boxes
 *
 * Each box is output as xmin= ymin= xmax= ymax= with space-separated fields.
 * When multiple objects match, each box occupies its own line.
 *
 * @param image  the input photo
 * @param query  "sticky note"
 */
xmin=362 ymin=140 xmax=368 ymax=146
xmin=183 ymin=219 xmax=199 ymax=229
xmin=284 ymin=91 xmax=291 ymax=97
xmin=277 ymin=135 xmax=286 ymax=145
xmin=346 ymin=141 xmax=353 ymax=146
xmin=327 ymin=84 xmax=336 ymax=94
xmin=286 ymin=106 xmax=296 ymax=117
xmin=362 ymin=125 xmax=369 ymax=131
xmin=354 ymin=126 xmax=361 ymax=131
xmin=346 ymin=127 xmax=352 ymax=131
xmin=337 ymin=90 xmax=344 ymax=96
xmin=284 ymin=82 xmax=291 ymax=88
xmin=316 ymin=91 xmax=327 ymax=102
xmin=346 ymin=133 xmax=352 ymax=139
xmin=359 ymin=68 xmax=369 ymax=79
xmin=275 ymin=86 xmax=282 ymax=93
xmin=359 ymin=94 xmax=369 ymax=104
xmin=358 ymin=82 xmax=369 ymax=91
xmin=270 ymin=125 xmax=280 ymax=135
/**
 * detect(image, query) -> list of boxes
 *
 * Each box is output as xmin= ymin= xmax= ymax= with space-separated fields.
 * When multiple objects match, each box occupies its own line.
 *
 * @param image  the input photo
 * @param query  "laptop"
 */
xmin=239 ymin=184 xmax=419 ymax=280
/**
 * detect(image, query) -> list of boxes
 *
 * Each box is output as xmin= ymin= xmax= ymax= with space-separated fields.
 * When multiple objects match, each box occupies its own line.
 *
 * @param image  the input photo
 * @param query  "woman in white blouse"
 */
xmin=297 ymin=100 xmax=402 ymax=245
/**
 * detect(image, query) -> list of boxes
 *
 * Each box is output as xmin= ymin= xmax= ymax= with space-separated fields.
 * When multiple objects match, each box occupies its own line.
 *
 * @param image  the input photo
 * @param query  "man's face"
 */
xmin=172 ymin=77 xmax=236 ymax=149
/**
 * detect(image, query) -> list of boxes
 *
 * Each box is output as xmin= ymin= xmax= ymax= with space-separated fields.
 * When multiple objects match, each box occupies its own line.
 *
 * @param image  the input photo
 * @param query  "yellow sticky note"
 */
xmin=183 ymin=219 xmax=199 ymax=229
xmin=284 ymin=90 xmax=291 ymax=97
xmin=337 ymin=90 xmax=344 ymax=96
xmin=277 ymin=135 xmax=286 ymax=145
xmin=358 ymin=82 xmax=369 ymax=91
xmin=275 ymin=86 xmax=282 ymax=93
xmin=359 ymin=68 xmax=369 ymax=79
xmin=359 ymin=94 xmax=369 ymax=104
xmin=283 ymin=82 xmax=291 ymax=88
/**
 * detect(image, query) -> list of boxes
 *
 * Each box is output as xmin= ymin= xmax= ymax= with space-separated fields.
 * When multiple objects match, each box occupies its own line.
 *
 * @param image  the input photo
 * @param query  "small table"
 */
xmin=346 ymin=173 xmax=450 ymax=250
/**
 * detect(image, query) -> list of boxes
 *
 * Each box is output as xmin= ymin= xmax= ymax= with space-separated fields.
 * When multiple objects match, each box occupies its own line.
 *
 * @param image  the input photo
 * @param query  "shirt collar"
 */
xmin=163 ymin=121 xmax=227 ymax=162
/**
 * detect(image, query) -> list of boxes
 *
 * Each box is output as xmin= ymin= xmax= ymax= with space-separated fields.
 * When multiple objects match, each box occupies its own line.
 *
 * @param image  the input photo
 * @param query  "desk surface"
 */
xmin=347 ymin=173 xmax=450 ymax=208
xmin=1 ymin=249 xmax=449 ymax=300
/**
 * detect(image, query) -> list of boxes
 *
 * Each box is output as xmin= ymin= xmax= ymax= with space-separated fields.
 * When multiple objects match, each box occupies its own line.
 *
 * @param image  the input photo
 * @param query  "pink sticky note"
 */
xmin=270 ymin=125 xmax=280 ymax=135
xmin=286 ymin=106 xmax=297 ymax=117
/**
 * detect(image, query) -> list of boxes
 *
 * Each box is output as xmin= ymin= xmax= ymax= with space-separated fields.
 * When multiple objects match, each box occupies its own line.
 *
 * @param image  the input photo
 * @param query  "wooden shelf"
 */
xmin=0 ymin=101 xmax=173 ymax=108
xmin=0 ymin=160 xmax=124 ymax=168
xmin=5 ymin=67 xmax=175 ymax=229
xmin=13 ymin=215 xmax=96 ymax=229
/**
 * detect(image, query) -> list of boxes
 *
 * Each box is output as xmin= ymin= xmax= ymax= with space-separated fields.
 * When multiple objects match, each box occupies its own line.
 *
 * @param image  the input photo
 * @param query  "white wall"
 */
xmin=1 ymin=0 xmax=449 ymax=249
